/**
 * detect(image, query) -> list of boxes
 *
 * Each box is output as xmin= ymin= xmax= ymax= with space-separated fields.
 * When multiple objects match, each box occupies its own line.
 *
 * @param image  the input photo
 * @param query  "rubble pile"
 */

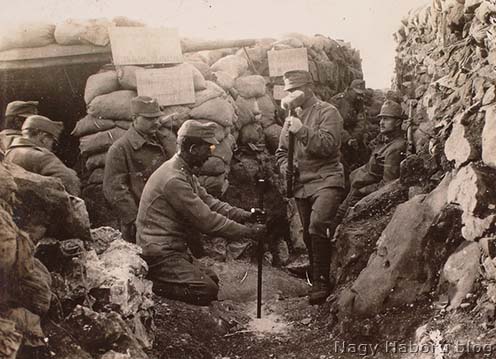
xmin=0 ymin=160 xmax=154 ymax=358
xmin=334 ymin=0 xmax=496 ymax=322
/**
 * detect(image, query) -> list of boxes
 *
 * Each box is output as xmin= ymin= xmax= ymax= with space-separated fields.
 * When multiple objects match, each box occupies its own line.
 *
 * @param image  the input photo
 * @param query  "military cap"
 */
xmin=22 ymin=115 xmax=64 ymax=138
xmin=283 ymin=70 xmax=313 ymax=91
xmin=5 ymin=100 xmax=39 ymax=117
xmin=177 ymin=120 xmax=220 ymax=144
xmin=131 ymin=96 xmax=164 ymax=118
xmin=378 ymin=100 xmax=404 ymax=119
xmin=349 ymin=79 xmax=366 ymax=94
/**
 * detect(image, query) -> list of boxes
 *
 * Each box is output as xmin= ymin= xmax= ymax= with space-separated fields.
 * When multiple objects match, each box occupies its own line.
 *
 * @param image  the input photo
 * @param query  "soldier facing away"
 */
xmin=0 ymin=100 xmax=39 ymax=153
xmin=5 ymin=115 xmax=81 ymax=196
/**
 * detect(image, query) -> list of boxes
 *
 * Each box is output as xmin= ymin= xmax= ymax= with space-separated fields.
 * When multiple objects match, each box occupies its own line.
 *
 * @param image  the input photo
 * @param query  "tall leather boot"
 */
xmin=309 ymin=235 xmax=332 ymax=305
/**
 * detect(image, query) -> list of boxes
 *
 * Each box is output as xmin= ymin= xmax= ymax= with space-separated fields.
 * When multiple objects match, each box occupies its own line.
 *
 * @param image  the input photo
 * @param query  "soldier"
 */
xmin=103 ymin=96 xmax=171 ymax=243
xmin=336 ymin=100 xmax=407 ymax=220
xmin=6 ymin=115 xmax=81 ymax=196
xmin=137 ymin=120 xmax=265 ymax=306
xmin=276 ymin=70 xmax=345 ymax=305
xmin=0 ymin=101 xmax=38 ymax=153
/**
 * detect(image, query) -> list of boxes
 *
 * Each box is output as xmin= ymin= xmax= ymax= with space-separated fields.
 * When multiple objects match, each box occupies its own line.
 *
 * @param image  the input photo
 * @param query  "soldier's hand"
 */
xmin=287 ymin=116 xmax=303 ymax=134
xmin=246 ymin=223 xmax=266 ymax=240
xmin=347 ymin=138 xmax=359 ymax=150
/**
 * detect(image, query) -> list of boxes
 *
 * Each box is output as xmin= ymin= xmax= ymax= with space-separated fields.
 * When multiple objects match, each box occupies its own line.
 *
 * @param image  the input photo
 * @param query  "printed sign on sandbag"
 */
xmin=109 ymin=27 xmax=183 ymax=65
xmin=268 ymin=47 xmax=309 ymax=77
xmin=136 ymin=65 xmax=195 ymax=106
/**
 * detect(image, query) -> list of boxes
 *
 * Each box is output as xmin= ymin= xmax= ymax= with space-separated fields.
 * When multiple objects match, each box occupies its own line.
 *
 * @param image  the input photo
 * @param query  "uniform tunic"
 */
xmin=6 ymin=137 xmax=80 ymax=196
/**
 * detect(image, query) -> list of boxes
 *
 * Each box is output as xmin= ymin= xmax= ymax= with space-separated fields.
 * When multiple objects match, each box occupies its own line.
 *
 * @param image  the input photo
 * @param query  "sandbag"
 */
xmin=116 ymin=65 xmax=142 ymax=90
xmin=213 ymin=134 xmax=235 ymax=164
xmin=115 ymin=120 xmax=132 ymax=130
xmin=160 ymin=106 xmax=191 ymax=130
xmin=54 ymin=18 xmax=114 ymax=46
xmin=88 ymin=168 xmax=105 ymax=184
xmin=264 ymin=123 xmax=283 ymax=153
xmin=15 ymin=259 xmax=52 ymax=316
xmin=235 ymin=46 xmax=269 ymax=64
xmin=239 ymin=122 xmax=264 ymax=145
xmin=234 ymin=75 xmax=266 ymax=98
xmin=189 ymin=81 xmax=225 ymax=108
xmin=157 ymin=126 xmax=177 ymax=157
xmin=189 ymin=97 xmax=235 ymax=127
xmin=79 ymin=127 xmax=127 ymax=156
xmin=256 ymin=94 xmax=276 ymax=128
xmin=84 ymin=71 xmax=120 ymax=104
xmin=183 ymin=63 xmax=207 ymax=91
xmin=0 ymin=22 xmax=55 ymax=52
xmin=86 ymin=152 xmax=107 ymax=172
xmin=235 ymin=96 xmax=260 ymax=128
xmin=87 ymin=90 xmax=136 ymax=120
xmin=272 ymin=37 xmax=305 ymax=49
xmin=187 ymin=61 xmax=212 ymax=79
xmin=197 ymin=49 xmax=235 ymax=66
xmin=112 ymin=16 xmax=145 ymax=27
xmin=211 ymin=55 xmax=248 ymax=79
xmin=200 ymin=157 xmax=226 ymax=176
xmin=213 ymin=71 xmax=235 ymax=91
xmin=71 ymin=115 xmax=117 ymax=138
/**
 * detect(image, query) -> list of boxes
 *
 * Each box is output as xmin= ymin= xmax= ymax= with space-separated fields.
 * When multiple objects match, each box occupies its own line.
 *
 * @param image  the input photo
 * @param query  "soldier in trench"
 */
xmin=0 ymin=100 xmax=39 ymax=153
xmin=103 ymin=96 xmax=171 ymax=243
xmin=276 ymin=70 xmax=345 ymax=305
xmin=335 ymin=99 xmax=407 ymax=223
xmin=5 ymin=114 xmax=81 ymax=196
xmin=136 ymin=120 xmax=266 ymax=306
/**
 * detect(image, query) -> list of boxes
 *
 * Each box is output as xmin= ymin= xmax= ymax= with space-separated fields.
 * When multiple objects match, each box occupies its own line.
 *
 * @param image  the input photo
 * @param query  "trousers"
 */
xmin=145 ymin=251 xmax=219 ymax=306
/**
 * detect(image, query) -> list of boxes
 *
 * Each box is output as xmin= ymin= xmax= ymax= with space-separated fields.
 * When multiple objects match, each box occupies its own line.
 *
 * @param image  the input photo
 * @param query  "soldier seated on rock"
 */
xmin=336 ymin=100 xmax=407 ymax=222
xmin=136 ymin=120 xmax=265 ymax=306
xmin=5 ymin=115 xmax=81 ymax=196
xmin=0 ymin=100 xmax=38 ymax=153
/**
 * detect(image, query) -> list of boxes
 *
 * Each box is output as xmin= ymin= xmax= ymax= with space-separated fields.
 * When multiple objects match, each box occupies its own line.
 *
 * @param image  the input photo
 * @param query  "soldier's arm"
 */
xmin=383 ymin=143 xmax=406 ymax=183
xmin=103 ymin=145 xmax=137 ymax=224
xmin=165 ymin=177 xmax=252 ymax=239
xmin=38 ymin=152 xmax=81 ymax=196
xmin=194 ymin=176 xmax=250 ymax=223
xmin=295 ymin=106 xmax=343 ymax=157
xmin=275 ymin=119 xmax=290 ymax=171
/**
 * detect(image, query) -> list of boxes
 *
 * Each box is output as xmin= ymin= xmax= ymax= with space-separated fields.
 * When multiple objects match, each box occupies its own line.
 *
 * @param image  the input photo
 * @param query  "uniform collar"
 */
xmin=127 ymin=125 xmax=151 ymax=151
xmin=301 ymin=95 xmax=319 ymax=110
xmin=8 ymin=136 xmax=47 ymax=152
xmin=175 ymin=153 xmax=195 ymax=175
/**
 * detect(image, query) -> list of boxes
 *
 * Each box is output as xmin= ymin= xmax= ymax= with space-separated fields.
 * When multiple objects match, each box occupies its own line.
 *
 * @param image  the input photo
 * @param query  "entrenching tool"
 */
xmin=281 ymin=90 xmax=305 ymax=198
xmin=252 ymin=178 xmax=266 ymax=318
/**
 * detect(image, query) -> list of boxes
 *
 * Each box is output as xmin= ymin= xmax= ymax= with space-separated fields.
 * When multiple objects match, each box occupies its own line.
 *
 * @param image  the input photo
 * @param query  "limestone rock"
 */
xmin=460 ymin=211 xmax=496 ymax=241
xmin=6 ymin=162 xmax=91 ymax=242
xmin=444 ymin=120 xmax=477 ymax=168
xmin=447 ymin=163 xmax=496 ymax=217
xmin=482 ymin=103 xmax=496 ymax=168
xmin=439 ymin=241 xmax=481 ymax=310
xmin=338 ymin=174 xmax=457 ymax=317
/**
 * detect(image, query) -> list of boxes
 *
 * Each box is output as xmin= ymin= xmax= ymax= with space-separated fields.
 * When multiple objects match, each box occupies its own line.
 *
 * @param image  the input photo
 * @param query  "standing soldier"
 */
xmin=103 ymin=96 xmax=170 ymax=243
xmin=0 ymin=101 xmax=39 ymax=153
xmin=276 ymin=70 xmax=345 ymax=305
xmin=6 ymin=115 xmax=81 ymax=196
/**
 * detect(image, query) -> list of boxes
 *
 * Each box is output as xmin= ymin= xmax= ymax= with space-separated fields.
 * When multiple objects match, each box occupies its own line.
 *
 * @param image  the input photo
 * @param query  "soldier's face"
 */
xmin=135 ymin=115 xmax=160 ymax=135
xmin=190 ymin=142 xmax=214 ymax=167
xmin=379 ymin=117 xmax=401 ymax=134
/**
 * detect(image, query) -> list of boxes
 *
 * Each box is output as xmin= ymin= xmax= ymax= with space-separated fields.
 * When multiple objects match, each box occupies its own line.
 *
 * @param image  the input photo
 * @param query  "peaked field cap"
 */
xmin=5 ymin=100 xmax=39 ymax=117
xmin=22 ymin=115 xmax=64 ymax=137
xmin=378 ymin=100 xmax=404 ymax=119
xmin=350 ymin=79 xmax=366 ymax=93
xmin=283 ymin=70 xmax=313 ymax=91
xmin=177 ymin=120 xmax=220 ymax=144
xmin=131 ymin=96 xmax=164 ymax=118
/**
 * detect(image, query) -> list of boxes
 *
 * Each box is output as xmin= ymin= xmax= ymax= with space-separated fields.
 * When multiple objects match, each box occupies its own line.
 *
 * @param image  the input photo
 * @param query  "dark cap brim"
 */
xmin=203 ymin=137 xmax=220 ymax=145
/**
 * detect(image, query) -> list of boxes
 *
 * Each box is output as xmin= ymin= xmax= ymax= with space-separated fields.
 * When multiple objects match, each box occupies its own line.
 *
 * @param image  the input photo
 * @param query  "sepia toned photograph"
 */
xmin=0 ymin=0 xmax=495 ymax=358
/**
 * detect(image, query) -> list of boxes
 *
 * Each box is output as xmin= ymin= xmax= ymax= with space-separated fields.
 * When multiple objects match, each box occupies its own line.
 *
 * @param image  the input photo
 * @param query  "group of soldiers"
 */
xmin=0 ymin=69 xmax=406 ymax=307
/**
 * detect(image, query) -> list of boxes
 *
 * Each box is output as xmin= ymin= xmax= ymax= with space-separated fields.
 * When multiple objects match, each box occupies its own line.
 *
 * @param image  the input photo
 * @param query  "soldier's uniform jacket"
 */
xmin=276 ymin=97 xmax=345 ymax=198
xmin=5 ymin=137 xmax=81 ymax=196
xmin=103 ymin=125 xmax=169 ymax=225
xmin=136 ymin=154 xmax=251 ymax=257
xmin=0 ymin=129 xmax=21 ymax=153
xmin=350 ymin=131 xmax=406 ymax=195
